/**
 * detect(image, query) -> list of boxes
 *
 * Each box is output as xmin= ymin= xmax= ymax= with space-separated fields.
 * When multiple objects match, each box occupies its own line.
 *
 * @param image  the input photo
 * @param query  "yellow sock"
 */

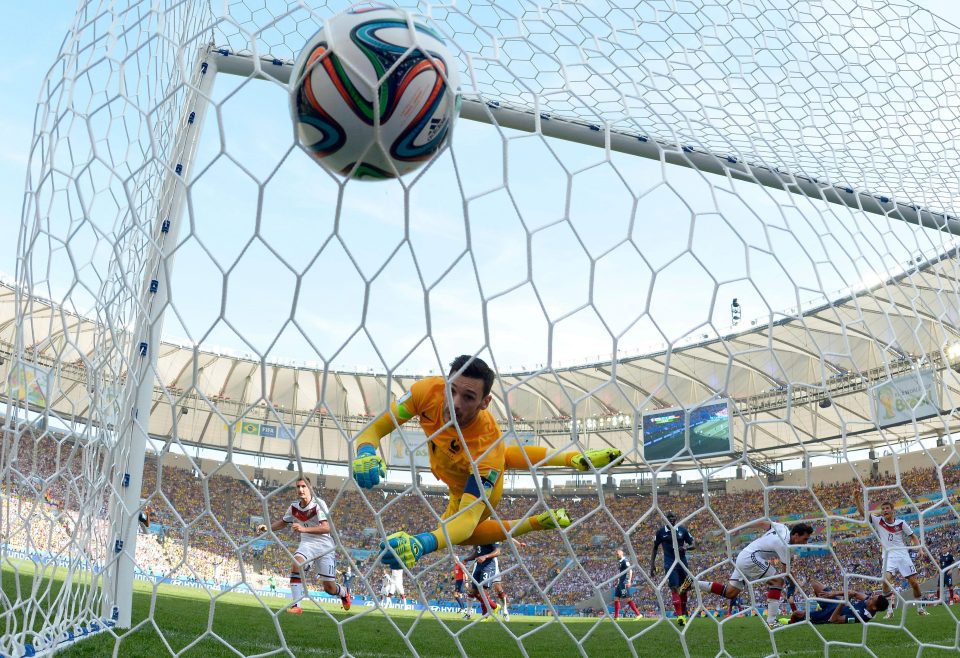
xmin=504 ymin=445 xmax=574 ymax=469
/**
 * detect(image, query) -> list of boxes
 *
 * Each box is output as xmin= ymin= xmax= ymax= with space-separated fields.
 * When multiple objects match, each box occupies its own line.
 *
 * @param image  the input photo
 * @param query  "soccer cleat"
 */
xmin=380 ymin=531 xmax=424 ymax=569
xmin=503 ymin=610 xmax=510 ymax=621
xmin=676 ymin=614 xmax=687 ymax=626
xmin=535 ymin=508 xmax=572 ymax=530
xmin=777 ymin=617 xmax=791 ymax=626
xmin=571 ymin=447 xmax=623 ymax=472
xmin=341 ymin=591 xmax=352 ymax=611
xmin=884 ymin=609 xmax=894 ymax=619
xmin=917 ymin=606 xmax=929 ymax=616
xmin=677 ymin=575 xmax=694 ymax=596
xmin=766 ymin=619 xmax=784 ymax=630
xmin=287 ymin=605 xmax=303 ymax=615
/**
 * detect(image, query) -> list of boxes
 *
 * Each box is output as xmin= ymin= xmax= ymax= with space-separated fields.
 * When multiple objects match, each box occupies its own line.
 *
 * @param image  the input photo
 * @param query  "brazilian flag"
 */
xmin=241 ymin=422 xmax=260 ymax=435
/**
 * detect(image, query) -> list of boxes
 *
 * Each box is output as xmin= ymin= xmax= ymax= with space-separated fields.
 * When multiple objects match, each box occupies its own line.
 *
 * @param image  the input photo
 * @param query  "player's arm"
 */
xmin=650 ymin=536 xmax=662 ymax=575
xmin=683 ymin=529 xmax=696 ymax=551
xmin=256 ymin=518 xmax=288 ymax=533
xmin=854 ymin=495 xmax=870 ymax=523
xmin=353 ymin=395 xmax=416 ymax=488
xmin=828 ymin=603 xmax=850 ymax=624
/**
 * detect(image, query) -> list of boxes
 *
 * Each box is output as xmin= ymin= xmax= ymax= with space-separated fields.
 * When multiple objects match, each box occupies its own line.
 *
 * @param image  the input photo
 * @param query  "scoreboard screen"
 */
xmin=642 ymin=400 xmax=733 ymax=463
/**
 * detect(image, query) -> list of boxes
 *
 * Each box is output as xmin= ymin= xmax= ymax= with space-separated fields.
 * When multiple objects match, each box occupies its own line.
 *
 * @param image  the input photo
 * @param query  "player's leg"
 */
xmin=493 ymin=582 xmax=509 ymax=620
xmin=288 ymin=553 xmax=308 ymax=614
xmin=382 ymin=475 xmax=500 ymax=568
xmin=504 ymin=445 xmax=622 ymax=472
xmin=316 ymin=554 xmax=351 ymax=610
xmin=678 ymin=558 xmax=692 ymax=615
xmin=688 ymin=575 xmax=742 ymax=600
xmin=462 ymin=507 xmax=571 ymax=545
xmin=764 ymin=577 xmax=784 ymax=627
xmin=666 ymin=562 xmax=685 ymax=621
xmin=882 ymin=569 xmax=897 ymax=618
xmin=626 ymin=596 xmax=641 ymax=618
xmin=906 ymin=573 xmax=929 ymax=615
xmin=613 ymin=594 xmax=621 ymax=619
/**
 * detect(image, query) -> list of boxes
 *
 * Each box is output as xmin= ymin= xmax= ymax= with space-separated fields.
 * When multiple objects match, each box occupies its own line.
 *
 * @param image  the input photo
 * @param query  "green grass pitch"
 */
xmin=3 ymin=563 xmax=959 ymax=657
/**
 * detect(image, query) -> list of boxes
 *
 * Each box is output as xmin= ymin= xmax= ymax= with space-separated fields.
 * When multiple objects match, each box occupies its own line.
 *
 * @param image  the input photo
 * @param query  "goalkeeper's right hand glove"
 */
xmin=353 ymin=444 xmax=385 ymax=489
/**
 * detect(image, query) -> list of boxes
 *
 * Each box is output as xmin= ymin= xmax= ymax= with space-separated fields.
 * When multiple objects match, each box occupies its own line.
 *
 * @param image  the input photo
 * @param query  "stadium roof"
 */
xmin=2 ymin=250 xmax=960 ymax=469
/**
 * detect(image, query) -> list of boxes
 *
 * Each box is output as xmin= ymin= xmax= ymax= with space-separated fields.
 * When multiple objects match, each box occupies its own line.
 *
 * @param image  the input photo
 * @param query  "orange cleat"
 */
xmin=342 ymin=592 xmax=352 ymax=611
xmin=287 ymin=605 xmax=303 ymax=615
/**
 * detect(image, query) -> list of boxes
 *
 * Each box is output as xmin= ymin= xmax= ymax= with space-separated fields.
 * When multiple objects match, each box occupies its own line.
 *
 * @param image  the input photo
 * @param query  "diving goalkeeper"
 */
xmin=353 ymin=355 xmax=621 ymax=569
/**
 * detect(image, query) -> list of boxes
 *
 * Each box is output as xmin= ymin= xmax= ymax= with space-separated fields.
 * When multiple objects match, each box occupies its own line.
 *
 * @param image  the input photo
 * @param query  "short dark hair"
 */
xmin=448 ymin=355 xmax=495 ymax=396
xmin=874 ymin=595 xmax=889 ymax=611
xmin=296 ymin=475 xmax=311 ymax=486
xmin=666 ymin=511 xmax=677 ymax=522
xmin=790 ymin=522 xmax=814 ymax=537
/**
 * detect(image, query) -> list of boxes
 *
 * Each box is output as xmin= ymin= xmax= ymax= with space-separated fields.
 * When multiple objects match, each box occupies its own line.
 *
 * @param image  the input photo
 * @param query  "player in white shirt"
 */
xmin=257 ymin=476 xmax=351 ymax=614
xmin=380 ymin=567 xmax=395 ymax=605
xmin=681 ymin=521 xmax=813 ymax=629
xmin=855 ymin=497 xmax=928 ymax=617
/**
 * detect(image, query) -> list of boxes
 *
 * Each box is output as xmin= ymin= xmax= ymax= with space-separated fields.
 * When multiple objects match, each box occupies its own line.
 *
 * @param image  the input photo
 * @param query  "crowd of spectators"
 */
xmin=3 ymin=429 xmax=959 ymax=617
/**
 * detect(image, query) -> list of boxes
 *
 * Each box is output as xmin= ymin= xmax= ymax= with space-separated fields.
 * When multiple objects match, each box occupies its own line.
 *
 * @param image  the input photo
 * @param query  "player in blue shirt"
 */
xmin=650 ymin=512 xmax=696 ymax=625
xmin=613 ymin=548 xmax=641 ymax=619
xmin=786 ymin=581 xmax=888 ymax=624
xmin=464 ymin=543 xmax=501 ymax=619
xmin=938 ymin=550 xmax=955 ymax=603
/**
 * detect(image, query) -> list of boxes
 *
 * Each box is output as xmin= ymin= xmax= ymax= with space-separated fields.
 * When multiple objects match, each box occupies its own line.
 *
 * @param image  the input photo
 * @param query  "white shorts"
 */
xmin=392 ymin=573 xmax=405 ymax=596
xmin=295 ymin=543 xmax=336 ymax=581
xmin=882 ymin=551 xmax=917 ymax=578
xmin=730 ymin=551 xmax=775 ymax=587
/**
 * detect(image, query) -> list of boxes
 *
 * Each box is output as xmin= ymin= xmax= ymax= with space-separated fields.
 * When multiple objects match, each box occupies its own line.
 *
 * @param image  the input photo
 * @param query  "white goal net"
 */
xmin=3 ymin=0 xmax=960 ymax=656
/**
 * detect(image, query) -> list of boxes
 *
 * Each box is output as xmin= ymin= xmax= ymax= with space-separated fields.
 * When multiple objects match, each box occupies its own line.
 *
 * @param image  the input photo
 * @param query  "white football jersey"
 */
xmin=741 ymin=522 xmax=791 ymax=564
xmin=283 ymin=496 xmax=334 ymax=551
xmin=869 ymin=514 xmax=913 ymax=554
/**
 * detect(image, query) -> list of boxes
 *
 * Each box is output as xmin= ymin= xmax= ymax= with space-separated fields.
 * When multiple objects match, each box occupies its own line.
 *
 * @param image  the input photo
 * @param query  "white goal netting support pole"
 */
xmin=100 ymin=49 xmax=218 ymax=629
xmin=213 ymin=49 xmax=960 ymax=236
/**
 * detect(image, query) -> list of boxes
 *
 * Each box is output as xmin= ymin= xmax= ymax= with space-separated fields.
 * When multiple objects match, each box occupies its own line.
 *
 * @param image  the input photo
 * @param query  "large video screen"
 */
xmin=642 ymin=400 xmax=733 ymax=463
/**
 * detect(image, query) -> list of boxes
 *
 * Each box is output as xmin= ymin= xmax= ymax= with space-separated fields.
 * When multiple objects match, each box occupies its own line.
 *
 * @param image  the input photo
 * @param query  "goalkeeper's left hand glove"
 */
xmin=353 ymin=444 xmax=385 ymax=489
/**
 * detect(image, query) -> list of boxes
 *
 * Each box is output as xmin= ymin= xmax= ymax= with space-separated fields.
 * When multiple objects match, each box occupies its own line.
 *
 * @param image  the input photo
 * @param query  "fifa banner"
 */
xmin=386 ymin=428 xmax=431 ymax=469
xmin=870 ymin=369 xmax=939 ymax=428
xmin=4 ymin=362 xmax=51 ymax=408
xmin=227 ymin=420 xmax=296 ymax=439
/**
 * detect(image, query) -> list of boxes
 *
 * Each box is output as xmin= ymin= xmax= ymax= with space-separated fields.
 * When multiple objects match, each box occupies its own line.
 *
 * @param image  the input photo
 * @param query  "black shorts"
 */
xmin=944 ymin=575 xmax=953 ymax=587
xmin=665 ymin=559 xmax=690 ymax=589
xmin=455 ymin=580 xmax=465 ymax=593
xmin=472 ymin=561 xmax=498 ymax=587
xmin=614 ymin=584 xmax=628 ymax=599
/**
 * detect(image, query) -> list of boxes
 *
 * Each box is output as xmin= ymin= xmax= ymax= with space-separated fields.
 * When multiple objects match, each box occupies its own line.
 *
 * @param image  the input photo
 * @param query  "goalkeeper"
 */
xmin=353 ymin=354 xmax=622 ymax=568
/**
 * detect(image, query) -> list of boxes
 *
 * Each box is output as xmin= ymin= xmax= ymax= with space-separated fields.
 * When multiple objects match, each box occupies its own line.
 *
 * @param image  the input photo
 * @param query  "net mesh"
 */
xmin=3 ymin=0 xmax=960 ymax=656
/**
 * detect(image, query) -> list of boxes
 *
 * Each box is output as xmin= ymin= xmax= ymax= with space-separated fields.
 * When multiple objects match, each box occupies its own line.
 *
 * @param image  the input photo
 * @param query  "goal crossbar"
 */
xmin=212 ymin=48 xmax=960 ymax=236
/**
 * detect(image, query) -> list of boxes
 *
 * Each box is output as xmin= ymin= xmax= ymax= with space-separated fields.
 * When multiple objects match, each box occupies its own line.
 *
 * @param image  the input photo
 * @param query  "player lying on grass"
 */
xmin=680 ymin=521 xmax=813 ymax=629
xmin=786 ymin=580 xmax=888 ymax=624
xmin=352 ymin=354 xmax=622 ymax=568
xmin=256 ymin=476 xmax=351 ymax=613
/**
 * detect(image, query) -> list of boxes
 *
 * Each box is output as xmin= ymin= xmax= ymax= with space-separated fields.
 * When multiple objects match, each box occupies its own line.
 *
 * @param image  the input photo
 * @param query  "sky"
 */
xmin=3 ymin=0 xmax=960 ymax=483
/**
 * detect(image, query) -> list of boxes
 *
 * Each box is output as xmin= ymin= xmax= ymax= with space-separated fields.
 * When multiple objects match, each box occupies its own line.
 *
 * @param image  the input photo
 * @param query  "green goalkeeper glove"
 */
xmin=353 ymin=444 xmax=385 ymax=488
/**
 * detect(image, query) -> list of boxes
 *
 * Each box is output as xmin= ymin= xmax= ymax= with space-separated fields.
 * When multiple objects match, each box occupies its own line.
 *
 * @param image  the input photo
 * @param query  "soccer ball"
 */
xmin=290 ymin=4 xmax=461 ymax=181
